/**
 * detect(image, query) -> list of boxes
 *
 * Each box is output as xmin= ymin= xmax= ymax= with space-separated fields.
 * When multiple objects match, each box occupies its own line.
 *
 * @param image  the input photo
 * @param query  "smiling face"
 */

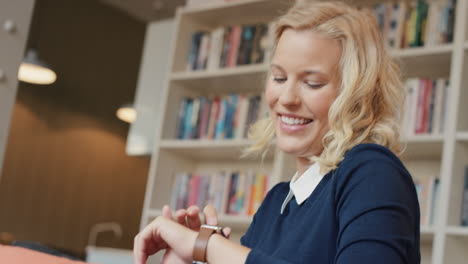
xmin=266 ymin=28 xmax=342 ymax=166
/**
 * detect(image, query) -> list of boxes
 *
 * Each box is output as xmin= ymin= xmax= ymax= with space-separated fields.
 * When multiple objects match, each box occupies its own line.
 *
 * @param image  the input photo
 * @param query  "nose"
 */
xmin=278 ymin=80 xmax=301 ymax=106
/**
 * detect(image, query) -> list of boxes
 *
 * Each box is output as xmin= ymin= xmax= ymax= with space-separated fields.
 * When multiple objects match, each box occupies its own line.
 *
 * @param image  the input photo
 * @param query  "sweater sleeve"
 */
xmin=334 ymin=154 xmax=420 ymax=264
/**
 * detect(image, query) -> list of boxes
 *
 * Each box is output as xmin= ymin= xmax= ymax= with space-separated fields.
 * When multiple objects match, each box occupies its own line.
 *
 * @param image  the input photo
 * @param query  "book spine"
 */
xmin=183 ymin=99 xmax=194 ymax=139
xmin=187 ymin=32 xmax=203 ymax=71
xmin=207 ymin=27 xmax=224 ymax=70
xmin=178 ymin=173 xmax=189 ymax=209
xmin=415 ymin=79 xmax=426 ymax=134
xmin=188 ymin=174 xmax=200 ymax=207
xmin=462 ymin=167 xmax=468 ymax=226
xmin=227 ymin=25 xmax=242 ymax=67
xmin=199 ymin=98 xmax=212 ymax=139
xmin=431 ymin=79 xmax=444 ymax=135
xmin=220 ymin=26 xmax=232 ymax=68
xmin=228 ymin=172 xmax=239 ymax=214
xmin=197 ymin=33 xmax=210 ymax=70
xmin=176 ymin=98 xmax=188 ymax=139
xmin=207 ymin=97 xmax=220 ymax=139
xmin=170 ymin=173 xmax=182 ymax=209
xmin=190 ymin=98 xmax=201 ymax=139
xmin=430 ymin=177 xmax=440 ymax=225
xmin=395 ymin=2 xmax=407 ymax=49
xmin=423 ymin=79 xmax=433 ymax=133
xmin=439 ymin=80 xmax=449 ymax=134
xmin=215 ymin=98 xmax=227 ymax=139
xmin=427 ymin=80 xmax=436 ymax=134
xmin=237 ymin=25 xmax=256 ymax=65
xmin=250 ymin=24 xmax=268 ymax=64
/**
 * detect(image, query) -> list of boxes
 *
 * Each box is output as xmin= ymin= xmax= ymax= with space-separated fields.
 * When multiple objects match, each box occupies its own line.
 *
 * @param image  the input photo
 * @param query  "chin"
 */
xmin=277 ymin=139 xmax=307 ymax=156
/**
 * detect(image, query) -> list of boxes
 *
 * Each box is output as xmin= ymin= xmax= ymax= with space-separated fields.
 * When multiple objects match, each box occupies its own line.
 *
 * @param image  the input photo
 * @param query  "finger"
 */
xmin=133 ymin=217 xmax=167 ymax=264
xmin=133 ymin=235 xmax=146 ymax=264
xmin=223 ymin=227 xmax=231 ymax=239
xmin=162 ymin=205 xmax=173 ymax=219
xmin=186 ymin=205 xmax=202 ymax=230
xmin=203 ymin=205 xmax=218 ymax=226
xmin=175 ymin=209 xmax=187 ymax=225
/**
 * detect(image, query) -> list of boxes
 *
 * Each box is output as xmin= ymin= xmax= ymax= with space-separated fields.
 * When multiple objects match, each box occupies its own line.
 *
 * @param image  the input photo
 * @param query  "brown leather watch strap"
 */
xmin=193 ymin=225 xmax=223 ymax=263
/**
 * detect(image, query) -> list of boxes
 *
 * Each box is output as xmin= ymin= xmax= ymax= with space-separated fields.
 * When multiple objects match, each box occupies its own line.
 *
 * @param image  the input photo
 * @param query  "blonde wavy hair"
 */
xmin=244 ymin=0 xmax=404 ymax=174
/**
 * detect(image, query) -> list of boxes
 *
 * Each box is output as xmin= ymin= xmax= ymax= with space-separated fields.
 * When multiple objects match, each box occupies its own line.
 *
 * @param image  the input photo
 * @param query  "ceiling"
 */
xmin=99 ymin=0 xmax=187 ymax=22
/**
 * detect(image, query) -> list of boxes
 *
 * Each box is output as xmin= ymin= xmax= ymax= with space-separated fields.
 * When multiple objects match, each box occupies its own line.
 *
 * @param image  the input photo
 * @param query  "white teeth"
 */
xmin=280 ymin=115 xmax=312 ymax=125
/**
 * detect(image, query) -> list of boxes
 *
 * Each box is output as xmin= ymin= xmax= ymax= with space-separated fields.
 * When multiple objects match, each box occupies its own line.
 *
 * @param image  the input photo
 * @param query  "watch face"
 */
xmin=201 ymin=224 xmax=220 ymax=230
xmin=201 ymin=224 xmax=226 ymax=236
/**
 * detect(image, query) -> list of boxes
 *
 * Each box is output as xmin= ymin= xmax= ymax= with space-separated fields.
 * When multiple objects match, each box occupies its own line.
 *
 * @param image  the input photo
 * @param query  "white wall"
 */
xmin=126 ymin=18 xmax=174 ymax=155
xmin=0 ymin=0 xmax=35 ymax=180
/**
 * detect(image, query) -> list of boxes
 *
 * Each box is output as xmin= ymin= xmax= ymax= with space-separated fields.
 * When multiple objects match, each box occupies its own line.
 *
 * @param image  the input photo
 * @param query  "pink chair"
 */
xmin=0 ymin=245 xmax=94 ymax=264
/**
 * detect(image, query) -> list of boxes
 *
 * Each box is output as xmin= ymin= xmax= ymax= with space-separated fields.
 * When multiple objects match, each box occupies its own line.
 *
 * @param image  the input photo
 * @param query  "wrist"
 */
xmin=205 ymin=233 xmax=223 ymax=263
xmin=192 ymin=225 xmax=225 ymax=263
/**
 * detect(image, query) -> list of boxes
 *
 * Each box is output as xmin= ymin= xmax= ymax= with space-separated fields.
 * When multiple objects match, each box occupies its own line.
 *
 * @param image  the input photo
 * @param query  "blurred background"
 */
xmin=2 ymin=0 xmax=466 ymax=264
xmin=0 ymin=0 xmax=185 ymax=260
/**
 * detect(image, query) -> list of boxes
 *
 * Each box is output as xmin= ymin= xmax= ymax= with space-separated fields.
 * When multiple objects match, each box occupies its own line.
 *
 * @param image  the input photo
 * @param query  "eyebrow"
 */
xmin=270 ymin=63 xmax=325 ymax=76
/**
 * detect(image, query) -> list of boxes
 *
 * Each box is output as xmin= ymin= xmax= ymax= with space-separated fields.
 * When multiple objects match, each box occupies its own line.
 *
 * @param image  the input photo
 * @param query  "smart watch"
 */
xmin=192 ymin=224 xmax=225 ymax=264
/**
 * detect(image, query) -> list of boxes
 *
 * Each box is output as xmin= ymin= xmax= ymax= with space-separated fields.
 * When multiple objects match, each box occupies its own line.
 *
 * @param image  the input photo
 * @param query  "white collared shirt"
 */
xmin=280 ymin=162 xmax=325 ymax=214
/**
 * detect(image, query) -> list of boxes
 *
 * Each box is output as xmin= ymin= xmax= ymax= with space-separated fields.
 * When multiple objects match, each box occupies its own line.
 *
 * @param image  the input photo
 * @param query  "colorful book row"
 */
xmin=170 ymin=171 xmax=269 ymax=216
xmin=415 ymin=175 xmax=440 ymax=226
xmin=402 ymin=78 xmax=449 ymax=136
xmin=186 ymin=23 xmax=274 ymax=71
xmin=371 ymin=0 xmax=456 ymax=48
xmin=176 ymin=94 xmax=262 ymax=140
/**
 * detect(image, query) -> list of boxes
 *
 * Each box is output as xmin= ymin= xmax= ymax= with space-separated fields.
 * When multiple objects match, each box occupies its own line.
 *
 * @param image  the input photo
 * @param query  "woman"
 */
xmin=134 ymin=1 xmax=420 ymax=263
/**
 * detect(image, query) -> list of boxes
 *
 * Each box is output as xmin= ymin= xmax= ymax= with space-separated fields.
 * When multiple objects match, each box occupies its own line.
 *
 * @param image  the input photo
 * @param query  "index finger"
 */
xmin=203 ymin=205 xmax=218 ymax=226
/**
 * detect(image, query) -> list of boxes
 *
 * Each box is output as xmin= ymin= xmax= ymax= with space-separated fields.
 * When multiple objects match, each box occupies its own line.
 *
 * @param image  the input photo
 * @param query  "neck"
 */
xmin=296 ymin=157 xmax=314 ymax=178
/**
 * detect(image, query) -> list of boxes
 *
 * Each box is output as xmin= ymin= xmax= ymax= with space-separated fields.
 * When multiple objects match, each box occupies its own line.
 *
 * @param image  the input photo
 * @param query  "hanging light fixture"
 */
xmin=18 ymin=49 xmax=57 ymax=85
xmin=116 ymin=104 xmax=137 ymax=123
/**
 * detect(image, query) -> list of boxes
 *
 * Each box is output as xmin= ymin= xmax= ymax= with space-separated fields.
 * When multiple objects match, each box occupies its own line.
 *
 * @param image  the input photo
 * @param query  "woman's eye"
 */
xmin=305 ymin=82 xmax=324 ymax=89
xmin=273 ymin=77 xmax=287 ymax=83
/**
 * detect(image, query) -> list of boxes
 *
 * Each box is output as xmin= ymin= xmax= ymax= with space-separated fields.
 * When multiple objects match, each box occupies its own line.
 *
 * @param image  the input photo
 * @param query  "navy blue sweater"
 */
xmin=240 ymin=143 xmax=420 ymax=264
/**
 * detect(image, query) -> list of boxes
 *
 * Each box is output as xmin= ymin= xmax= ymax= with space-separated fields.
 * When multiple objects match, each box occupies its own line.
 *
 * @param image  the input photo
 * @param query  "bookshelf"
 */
xmin=138 ymin=0 xmax=468 ymax=263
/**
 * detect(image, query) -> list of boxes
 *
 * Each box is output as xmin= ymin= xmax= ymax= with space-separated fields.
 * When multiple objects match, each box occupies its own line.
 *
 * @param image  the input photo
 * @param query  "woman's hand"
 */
xmin=159 ymin=206 xmax=192 ymax=264
xmin=133 ymin=215 xmax=197 ymax=264
xmin=180 ymin=205 xmax=232 ymax=237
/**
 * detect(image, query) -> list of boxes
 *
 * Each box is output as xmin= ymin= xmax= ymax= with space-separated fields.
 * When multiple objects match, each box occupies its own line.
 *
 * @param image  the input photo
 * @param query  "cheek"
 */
xmin=264 ymin=82 xmax=278 ymax=109
xmin=306 ymin=91 xmax=337 ymax=121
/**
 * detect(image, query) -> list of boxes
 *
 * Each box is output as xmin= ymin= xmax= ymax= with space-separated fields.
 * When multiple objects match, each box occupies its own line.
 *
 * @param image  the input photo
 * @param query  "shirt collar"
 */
xmin=280 ymin=162 xmax=325 ymax=214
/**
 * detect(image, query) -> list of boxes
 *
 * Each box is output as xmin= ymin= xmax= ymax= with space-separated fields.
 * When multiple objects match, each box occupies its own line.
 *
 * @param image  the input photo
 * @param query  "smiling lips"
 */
xmin=278 ymin=114 xmax=313 ymax=133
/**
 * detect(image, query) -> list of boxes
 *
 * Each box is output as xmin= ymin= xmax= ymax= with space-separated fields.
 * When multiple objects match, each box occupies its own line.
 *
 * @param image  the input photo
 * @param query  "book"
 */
xmin=187 ymin=32 xmax=205 ymax=71
xmin=462 ymin=167 xmax=468 ymax=226
xmin=250 ymin=24 xmax=269 ymax=64
xmin=237 ymin=25 xmax=256 ymax=65
xmin=207 ymin=27 xmax=225 ymax=70
xmin=170 ymin=170 xmax=269 ymax=216
xmin=402 ymin=77 xmax=449 ymax=136
xmin=226 ymin=25 xmax=242 ymax=67
xmin=429 ymin=177 xmax=440 ymax=225
xmin=415 ymin=175 xmax=436 ymax=225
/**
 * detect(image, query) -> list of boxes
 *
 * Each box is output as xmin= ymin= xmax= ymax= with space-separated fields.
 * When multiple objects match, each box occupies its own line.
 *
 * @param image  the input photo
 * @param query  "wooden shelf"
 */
xmin=170 ymin=64 xmax=267 ymax=94
xmin=456 ymin=132 xmax=468 ymax=141
xmin=390 ymin=44 xmax=453 ymax=58
xmin=446 ymin=226 xmax=468 ymax=236
xmin=391 ymin=44 xmax=453 ymax=78
xmin=159 ymin=139 xmax=274 ymax=161
xmin=421 ymin=225 xmax=436 ymax=242
xmin=147 ymin=209 xmax=253 ymax=229
xmin=179 ymin=0 xmax=292 ymax=26
xmin=402 ymin=135 xmax=444 ymax=160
